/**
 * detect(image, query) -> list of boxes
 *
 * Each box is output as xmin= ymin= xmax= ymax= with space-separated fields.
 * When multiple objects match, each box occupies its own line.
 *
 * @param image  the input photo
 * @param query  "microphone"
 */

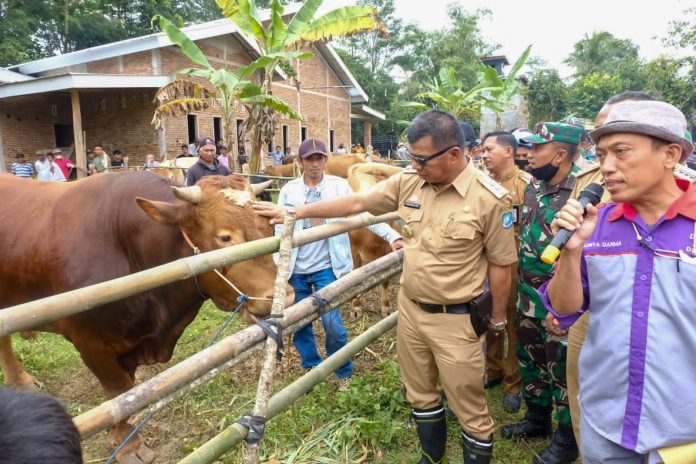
xmin=540 ymin=183 xmax=605 ymax=264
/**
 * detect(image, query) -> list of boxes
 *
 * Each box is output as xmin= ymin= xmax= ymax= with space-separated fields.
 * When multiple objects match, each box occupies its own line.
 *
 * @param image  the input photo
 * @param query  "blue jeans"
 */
xmin=289 ymin=267 xmax=353 ymax=379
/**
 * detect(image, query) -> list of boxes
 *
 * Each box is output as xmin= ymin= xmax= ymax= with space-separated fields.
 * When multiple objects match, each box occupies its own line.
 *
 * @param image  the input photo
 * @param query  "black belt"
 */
xmin=411 ymin=299 xmax=470 ymax=314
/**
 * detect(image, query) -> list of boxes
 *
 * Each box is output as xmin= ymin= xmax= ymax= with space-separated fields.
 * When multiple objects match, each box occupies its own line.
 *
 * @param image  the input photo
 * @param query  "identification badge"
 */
xmin=512 ymin=205 xmax=520 ymax=224
xmin=404 ymin=200 xmax=421 ymax=209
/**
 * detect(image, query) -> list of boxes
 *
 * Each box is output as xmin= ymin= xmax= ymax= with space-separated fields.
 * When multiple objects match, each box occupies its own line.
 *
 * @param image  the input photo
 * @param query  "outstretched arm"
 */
xmin=253 ymin=194 xmax=370 ymax=225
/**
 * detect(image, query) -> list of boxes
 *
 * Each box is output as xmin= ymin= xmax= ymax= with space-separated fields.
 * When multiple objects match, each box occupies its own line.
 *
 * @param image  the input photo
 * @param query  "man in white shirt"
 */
xmin=274 ymin=138 xmax=403 ymax=389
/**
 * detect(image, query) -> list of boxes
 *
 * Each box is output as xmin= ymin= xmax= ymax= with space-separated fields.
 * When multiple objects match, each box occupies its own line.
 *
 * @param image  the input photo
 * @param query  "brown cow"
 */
xmin=261 ymin=154 xmax=366 ymax=180
xmin=346 ymin=163 xmax=404 ymax=318
xmin=325 ymin=154 xmax=365 ymax=178
xmin=0 ymin=171 xmax=292 ymax=464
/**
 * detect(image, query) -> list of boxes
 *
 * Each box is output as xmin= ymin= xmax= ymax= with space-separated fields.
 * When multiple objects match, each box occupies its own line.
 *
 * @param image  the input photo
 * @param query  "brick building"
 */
xmin=0 ymin=12 xmax=379 ymax=173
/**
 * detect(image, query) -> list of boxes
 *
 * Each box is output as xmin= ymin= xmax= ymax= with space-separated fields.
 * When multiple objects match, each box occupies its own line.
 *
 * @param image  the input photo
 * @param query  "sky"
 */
xmin=320 ymin=0 xmax=692 ymax=78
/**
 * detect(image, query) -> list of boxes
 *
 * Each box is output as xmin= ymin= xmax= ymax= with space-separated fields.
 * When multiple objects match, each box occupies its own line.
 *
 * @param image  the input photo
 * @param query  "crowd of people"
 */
xmin=254 ymin=91 xmax=696 ymax=464
xmin=5 ymin=91 xmax=695 ymax=463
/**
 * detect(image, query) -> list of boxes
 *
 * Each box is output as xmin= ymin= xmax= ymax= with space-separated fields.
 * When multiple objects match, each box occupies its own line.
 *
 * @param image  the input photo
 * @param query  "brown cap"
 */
xmin=298 ymin=138 xmax=327 ymax=158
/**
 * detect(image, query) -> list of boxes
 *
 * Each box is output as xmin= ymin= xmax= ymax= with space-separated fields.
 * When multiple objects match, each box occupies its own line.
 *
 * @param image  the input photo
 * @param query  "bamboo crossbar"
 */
xmin=73 ymin=251 xmax=403 ymax=438
xmin=0 ymin=212 xmax=399 ymax=337
xmin=179 ymin=311 xmax=400 ymax=464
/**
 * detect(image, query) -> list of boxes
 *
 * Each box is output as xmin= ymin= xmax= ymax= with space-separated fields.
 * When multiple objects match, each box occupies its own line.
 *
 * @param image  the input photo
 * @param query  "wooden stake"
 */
xmin=242 ymin=210 xmax=296 ymax=464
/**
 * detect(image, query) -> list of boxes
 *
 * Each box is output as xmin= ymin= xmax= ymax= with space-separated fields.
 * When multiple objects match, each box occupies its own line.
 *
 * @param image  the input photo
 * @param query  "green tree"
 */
xmin=524 ymin=69 xmax=569 ymax=127
xmin=664 ymin=6 xmax=696 ymax=50
xmin=480 ymin=45 xmax=532 ymax=128
xmin=217 ymin=0 xmax=385 ymax=172
xmin=151 ymin=15 xmax=302 ymax=164
xmin=336 ymin=0 xmax=414 ymax=138
xmin=565 ymin=31 xmax=646 ymax=94
xmin=403 ymin=67 xmax=499 ymax=121
xmin=400 ymin=5 xmax=496 ymax=92
xmin=0 ymin=0 xmax=223 ymax=65
xmin=565 ymin=31 xmax=639 ymax=76
xmin=567 ymin=72 xmax=624 ymax=119
xmin=644 ymin=55 xmax=695 ymax=125
xmin=0 ymin=1 xmax=44 ymax=66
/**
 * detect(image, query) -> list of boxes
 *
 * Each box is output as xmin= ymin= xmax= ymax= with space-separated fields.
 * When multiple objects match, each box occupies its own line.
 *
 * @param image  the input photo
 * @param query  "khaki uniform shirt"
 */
xmin=356 ymin=161 xmax=518 ymax=305
xmin=493 ymin=166 xmax=532 ymax=244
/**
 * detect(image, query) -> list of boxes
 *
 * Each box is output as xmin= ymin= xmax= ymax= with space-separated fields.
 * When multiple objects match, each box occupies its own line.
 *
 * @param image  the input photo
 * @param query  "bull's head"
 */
xmin=135 ymin=175 xmax=293 ymax=319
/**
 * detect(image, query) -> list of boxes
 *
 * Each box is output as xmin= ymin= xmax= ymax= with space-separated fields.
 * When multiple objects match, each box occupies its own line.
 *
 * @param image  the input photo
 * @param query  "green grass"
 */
xmin=1 ymin=296 xmax=571 ymax=463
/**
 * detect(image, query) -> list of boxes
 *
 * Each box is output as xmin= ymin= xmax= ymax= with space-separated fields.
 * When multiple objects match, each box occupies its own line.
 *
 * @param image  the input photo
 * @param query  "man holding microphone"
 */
xmin=540 ymin=100 xmax=696 ymax=462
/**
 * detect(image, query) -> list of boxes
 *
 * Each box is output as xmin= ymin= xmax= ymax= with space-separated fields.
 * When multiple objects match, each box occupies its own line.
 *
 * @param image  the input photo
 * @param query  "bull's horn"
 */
xmin=251 ymin=180 xmax=273 ymax=196
xmin=172 ymin=185 xmax=202 ymax=204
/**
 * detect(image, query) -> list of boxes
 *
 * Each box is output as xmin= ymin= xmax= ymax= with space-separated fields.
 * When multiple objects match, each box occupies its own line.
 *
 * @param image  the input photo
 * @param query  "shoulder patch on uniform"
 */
xmin=517 ymin=170 xmax=533 ymax=183
xmin=674 ymin=163 xmax=696 ymax=182
xmin=502 ymin=210 xmax=514 ymax=229
xmin=575 ymin=162 xmax=600 ymax=177
xmin=476 ymin=173 xmax=508 ymax=200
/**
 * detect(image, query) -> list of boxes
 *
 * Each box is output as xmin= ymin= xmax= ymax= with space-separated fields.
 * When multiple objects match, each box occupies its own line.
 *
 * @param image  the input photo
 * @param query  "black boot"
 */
xmin=462 ymin=430 xmax=493 ymax=464
xmin=412 ymin=405 xmax=447 ymax=464
xmin=532 ymin=425 xmax=579 ymax=464
xmin=500 ymin=403 xmax=552 ymax=439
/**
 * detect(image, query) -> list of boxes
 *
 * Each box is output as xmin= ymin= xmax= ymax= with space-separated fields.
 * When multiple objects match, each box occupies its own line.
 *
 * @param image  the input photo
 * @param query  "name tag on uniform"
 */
xmin=512 ymin=205 xmax=520 ymax=223
xmin=404 ymin=200 xmax=421 ymax=209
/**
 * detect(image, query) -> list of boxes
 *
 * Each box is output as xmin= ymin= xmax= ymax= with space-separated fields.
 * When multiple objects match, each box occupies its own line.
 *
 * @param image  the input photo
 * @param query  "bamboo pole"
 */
xmin=0 ymin=212 xmax=399 ymax=337
xmin=243 ymin=210 xmax=295 ymax=463
xmin=71 ymin=89 xmax=87 ymax=179
xmin=73 ymin=251 xmax=403 ymax=438
xmin=179 ymin=311 xmax=399 ymax=464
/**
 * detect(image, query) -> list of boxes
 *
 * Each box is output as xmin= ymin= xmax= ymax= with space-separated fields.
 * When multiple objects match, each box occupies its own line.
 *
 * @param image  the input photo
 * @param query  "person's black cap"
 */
xmin=458 ymin=121 xmax=476 ymax=147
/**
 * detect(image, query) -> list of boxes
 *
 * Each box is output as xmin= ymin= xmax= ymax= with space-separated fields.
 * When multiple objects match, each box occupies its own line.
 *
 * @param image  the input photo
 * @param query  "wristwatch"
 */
xmin=489 ymin=320 xmax=506 ymax=332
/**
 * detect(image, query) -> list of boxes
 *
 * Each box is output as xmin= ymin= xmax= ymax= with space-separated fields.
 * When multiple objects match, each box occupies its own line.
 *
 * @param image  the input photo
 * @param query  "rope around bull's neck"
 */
xmin=180 ymin=228 xmax=268 ymax=301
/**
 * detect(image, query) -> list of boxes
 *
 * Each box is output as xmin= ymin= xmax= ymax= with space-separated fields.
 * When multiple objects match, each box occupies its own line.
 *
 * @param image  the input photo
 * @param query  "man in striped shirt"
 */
xmin=11 ymin=153 xmax=34 ymax=178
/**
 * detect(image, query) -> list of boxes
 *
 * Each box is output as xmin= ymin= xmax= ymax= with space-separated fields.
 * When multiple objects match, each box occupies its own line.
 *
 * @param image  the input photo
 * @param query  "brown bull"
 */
xmin=325 ymin=154 xmax=366 ymax=178
xmin=346 ymin=163 xmax=404 ymax=318
xmin=0 ymin=171 xmax=291 ymax=464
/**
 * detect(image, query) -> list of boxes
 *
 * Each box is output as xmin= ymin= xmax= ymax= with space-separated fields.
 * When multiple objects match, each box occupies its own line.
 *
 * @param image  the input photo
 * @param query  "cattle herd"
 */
xmin=0 ymin=155 xmax=400 ymax=463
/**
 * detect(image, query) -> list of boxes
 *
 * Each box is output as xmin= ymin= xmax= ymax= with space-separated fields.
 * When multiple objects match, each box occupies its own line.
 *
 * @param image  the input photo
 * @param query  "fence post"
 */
xmin=243 ymin=210 xmax=296 ymax=464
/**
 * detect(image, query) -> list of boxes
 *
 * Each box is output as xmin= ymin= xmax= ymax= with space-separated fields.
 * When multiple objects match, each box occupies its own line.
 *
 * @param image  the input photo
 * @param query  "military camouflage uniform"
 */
xmin=516 ymin=123 xmax=602 ymax=427
xmin=485 ymin=166 xmax=530 ymax=395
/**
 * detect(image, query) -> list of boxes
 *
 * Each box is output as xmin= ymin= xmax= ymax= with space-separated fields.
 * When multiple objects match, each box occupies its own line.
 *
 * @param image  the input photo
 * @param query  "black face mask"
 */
xmin=528 ymin=161 xmax=559 ymax=182
xmin=514 ymin=159 xmax=529 ymax=170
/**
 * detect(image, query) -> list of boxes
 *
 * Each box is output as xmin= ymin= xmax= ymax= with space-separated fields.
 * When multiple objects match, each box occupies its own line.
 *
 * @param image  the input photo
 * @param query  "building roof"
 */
xmin=2 ymin=5 xmax=368 ymax=103
xmin=0 ymin=74 xmax=169 ymax=99
xmin=6 ymin=19 xmax=262 ymax=76
xmin=351 ymin=104 xmax=386 ymax=121
xmin=481 ymin=55 xmax=510 ymax=65
xmin=0 ymin=68 xmax=34 ymax=84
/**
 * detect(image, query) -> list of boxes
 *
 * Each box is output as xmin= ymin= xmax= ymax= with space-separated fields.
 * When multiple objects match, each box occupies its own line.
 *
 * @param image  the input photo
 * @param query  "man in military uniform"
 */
xmin=480 ymin=131 xmax=530 ymax=413
xmin=500 ymin=122 xmax=602 ymax=464
xmin=254 ymin=109 xmax=518 ymax=464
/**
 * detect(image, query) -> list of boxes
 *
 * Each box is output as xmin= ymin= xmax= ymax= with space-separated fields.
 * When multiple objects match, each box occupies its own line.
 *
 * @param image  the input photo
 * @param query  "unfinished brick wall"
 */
xmin=2 ymin=36 xmax=354 ymax=170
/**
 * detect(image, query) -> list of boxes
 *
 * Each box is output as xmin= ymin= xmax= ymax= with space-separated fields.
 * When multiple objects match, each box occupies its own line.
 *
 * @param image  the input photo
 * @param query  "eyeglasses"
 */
xmin=408 ymin=145 xmax=458 ymax=167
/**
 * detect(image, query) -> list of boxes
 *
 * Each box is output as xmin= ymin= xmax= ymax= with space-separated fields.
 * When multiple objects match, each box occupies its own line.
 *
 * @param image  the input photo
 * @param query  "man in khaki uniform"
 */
xmin=480 ymin=131 xmax=531 ymax=413
xmin=254 ymin=110 xmax=517 ymax=464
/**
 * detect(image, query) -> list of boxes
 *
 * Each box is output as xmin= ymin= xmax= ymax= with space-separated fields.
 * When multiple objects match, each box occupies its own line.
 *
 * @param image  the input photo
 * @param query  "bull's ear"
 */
xmin=136 ymin=198 xmax=182 ymax=225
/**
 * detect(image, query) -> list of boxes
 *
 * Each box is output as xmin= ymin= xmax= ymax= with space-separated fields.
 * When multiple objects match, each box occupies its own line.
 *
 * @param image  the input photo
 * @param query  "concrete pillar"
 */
xmin=364 ymin=120 xmax=372 ymax=147
xmin=0 ymin=122 xmax=6 ymax=172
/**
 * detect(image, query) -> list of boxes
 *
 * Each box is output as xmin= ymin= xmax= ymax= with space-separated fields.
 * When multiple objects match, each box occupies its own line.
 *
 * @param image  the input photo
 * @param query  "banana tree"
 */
xmin=216 ymin=0 xmax=386 ymax=172
xmin=151 ymin=15 xmax=304 ymax=167
xmin=401 ymin=66 xmax=501 ymax=121
xmin=480 ymin=45 xmax=532 ymax=129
